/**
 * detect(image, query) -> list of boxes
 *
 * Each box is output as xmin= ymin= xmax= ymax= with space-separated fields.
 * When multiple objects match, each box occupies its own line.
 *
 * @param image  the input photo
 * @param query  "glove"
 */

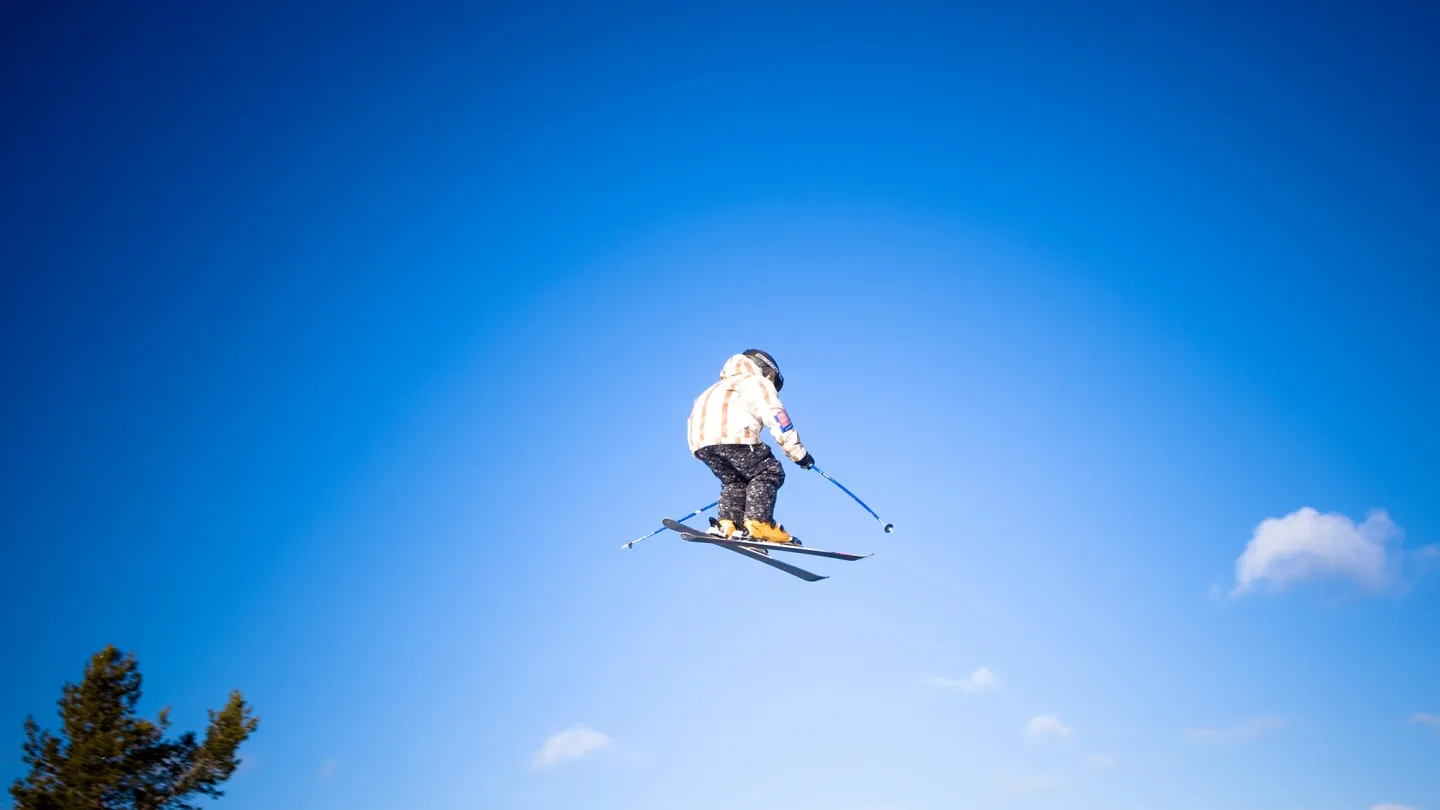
xmin=797 ymin=452 xmax=815 ymax=470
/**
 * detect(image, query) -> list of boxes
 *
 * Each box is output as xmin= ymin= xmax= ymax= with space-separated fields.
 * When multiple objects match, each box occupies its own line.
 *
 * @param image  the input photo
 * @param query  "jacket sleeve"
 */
xmin=742 ymin=377 xmax=808 ymax=462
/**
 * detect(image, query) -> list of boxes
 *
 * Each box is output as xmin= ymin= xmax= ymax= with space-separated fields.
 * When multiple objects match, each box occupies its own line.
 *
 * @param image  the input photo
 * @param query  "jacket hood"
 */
xmin=719 ymin=353 xmax=765 ymax=380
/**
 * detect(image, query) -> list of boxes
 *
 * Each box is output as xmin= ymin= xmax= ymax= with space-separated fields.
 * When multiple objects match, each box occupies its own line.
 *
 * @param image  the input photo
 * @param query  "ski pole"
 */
xmin=622 ymin=501 xmax=718 ymax=549
xmin=811 ymin=466 xmax=894 ymax=533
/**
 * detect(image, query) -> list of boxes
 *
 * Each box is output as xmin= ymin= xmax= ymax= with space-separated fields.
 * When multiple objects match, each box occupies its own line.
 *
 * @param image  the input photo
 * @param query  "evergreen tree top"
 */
xmin=10 ymin=646 xmax=258 ymax=810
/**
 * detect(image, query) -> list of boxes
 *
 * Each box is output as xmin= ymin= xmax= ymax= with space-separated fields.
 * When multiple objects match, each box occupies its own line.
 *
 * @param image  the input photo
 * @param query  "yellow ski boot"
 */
xmin=744 ymin=519 xmax=799 ymax=546
xmin=708 ymin=517 xmax=739 ymax=538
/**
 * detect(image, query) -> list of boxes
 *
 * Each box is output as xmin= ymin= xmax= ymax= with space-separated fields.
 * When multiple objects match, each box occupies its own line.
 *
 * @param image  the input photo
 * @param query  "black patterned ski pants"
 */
xmin=695 ymin=443 xmax=786 ymax=525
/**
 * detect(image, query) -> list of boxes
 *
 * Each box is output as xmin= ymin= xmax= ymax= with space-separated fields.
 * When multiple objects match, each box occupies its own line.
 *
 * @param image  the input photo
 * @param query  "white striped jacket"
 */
xmin=687 ymin=354 xmax=808 ymax=462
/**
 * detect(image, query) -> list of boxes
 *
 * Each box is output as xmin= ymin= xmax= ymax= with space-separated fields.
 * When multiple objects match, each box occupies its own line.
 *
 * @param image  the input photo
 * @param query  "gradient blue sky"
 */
xmin=3 ymin=2 xmax=1438 ymax=809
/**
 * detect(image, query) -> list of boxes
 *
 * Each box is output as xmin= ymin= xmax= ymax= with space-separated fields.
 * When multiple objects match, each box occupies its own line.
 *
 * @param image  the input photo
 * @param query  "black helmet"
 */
xmin=743 ymin=349 xmax=784 ymax=392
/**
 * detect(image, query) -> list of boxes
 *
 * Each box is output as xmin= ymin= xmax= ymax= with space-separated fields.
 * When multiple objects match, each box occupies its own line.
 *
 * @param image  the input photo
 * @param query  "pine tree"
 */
xmin=10 ymin=646 xmax=258 ymax=810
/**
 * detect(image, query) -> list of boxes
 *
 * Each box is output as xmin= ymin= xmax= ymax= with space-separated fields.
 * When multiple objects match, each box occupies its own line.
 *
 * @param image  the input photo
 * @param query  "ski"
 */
xmin=660 ymin=518 xmax=829 ymax=581
xmin=718 ymin=543 xmax=829 ymax=582
xmin=660 ymin=518 xmax=862 ymax=582
xmin=665 ymin=524 xmax=871 ymax=561
xmin=700 ymin=535 xmax=871 ymax=561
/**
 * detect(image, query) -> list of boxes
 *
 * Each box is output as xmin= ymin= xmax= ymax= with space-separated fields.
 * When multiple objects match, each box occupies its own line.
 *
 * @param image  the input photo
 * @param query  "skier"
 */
xmin=687 ymin=349 xmax=815 ymax=545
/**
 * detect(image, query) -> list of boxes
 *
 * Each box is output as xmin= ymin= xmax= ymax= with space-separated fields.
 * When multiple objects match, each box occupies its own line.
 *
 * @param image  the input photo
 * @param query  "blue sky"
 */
xmin=2 ymin=2 xmax=1438 ymax=809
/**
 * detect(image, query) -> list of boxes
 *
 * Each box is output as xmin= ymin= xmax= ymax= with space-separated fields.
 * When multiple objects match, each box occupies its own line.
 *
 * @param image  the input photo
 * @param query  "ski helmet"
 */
xmin=743 ymin=349 xmax=784 ymax=391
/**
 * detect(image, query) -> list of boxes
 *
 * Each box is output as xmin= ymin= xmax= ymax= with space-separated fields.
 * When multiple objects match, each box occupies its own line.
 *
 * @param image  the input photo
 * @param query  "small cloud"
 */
xmin=533 ymin=724 xmax=613 ymax=768
xmin=923 ymin=667 xmax=999 ymax=692
xmin=1084 ymin=753 xmax=1115 ymax=769
xmin=996 ymin=771 xmax=1065 ymax=795
xmin=1412 ymin=713 xmax=1440 ymax=732
xmin=318 ymin=758 xmax=338 ymax=780
xmin=1371 ymin=804 xmax=1418 ymax=810
xmin=963 ymin=667 xmax=1000 ymax=691
xmin=1026 ymin=715 xmax=1074 ymax=740
xmin=1230 ymin=508 xmax=1402 ymax=596
xmin=1187 ymin=716 xmax=1283 ymax=744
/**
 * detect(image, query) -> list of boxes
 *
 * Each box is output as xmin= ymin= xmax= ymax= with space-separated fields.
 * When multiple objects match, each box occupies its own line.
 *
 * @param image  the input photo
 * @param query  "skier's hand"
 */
xmin=797 ymin=452 xmax=815 ymax=470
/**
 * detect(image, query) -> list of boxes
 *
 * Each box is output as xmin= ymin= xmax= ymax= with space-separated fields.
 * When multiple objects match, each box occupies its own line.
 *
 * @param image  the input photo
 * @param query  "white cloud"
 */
xmin=1084 ymin=753 xmax=1115 ymax=769
xmin=533 ymin=724 xmax=613 ymax=768
xmin=1187 ymin=715 xmax=1283 ymax=744
xmin=1026 ymin=715 xmax=1074 ymax=740
xmin=1371 ymin=804 xmax=1418 ymax=810
xmin=1231 ymin=507 xmax=1402 ymax=596
xmin=1412 ymin=713 xmax=1440 ymax=732
xmin=923 ymin=667 xmax=999 ymax=692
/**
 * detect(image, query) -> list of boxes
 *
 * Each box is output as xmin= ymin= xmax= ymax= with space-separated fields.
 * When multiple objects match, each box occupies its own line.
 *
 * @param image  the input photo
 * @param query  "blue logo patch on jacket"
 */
xmin=776 ymin=409 xmax=794 ymax=432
